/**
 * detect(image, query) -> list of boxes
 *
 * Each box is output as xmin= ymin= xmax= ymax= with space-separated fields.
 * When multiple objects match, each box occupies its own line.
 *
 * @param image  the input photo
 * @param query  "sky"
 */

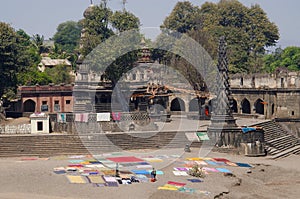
xmin=1 ymin=0 xmax=300 ymax=49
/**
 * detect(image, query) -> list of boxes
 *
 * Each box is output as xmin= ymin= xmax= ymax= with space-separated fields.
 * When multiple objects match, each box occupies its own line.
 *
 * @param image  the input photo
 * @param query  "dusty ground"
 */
xmin=0 ymin=148 xmax=299 ymax=199
xmin=0 ymin=117 xmax=30 ymax=126
xmin=0 ymin=117 xmax=298 ymax=198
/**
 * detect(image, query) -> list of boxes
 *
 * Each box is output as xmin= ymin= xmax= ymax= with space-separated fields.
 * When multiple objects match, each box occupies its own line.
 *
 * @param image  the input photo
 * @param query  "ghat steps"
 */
xmin=253 ymin=120 xmax=300 ymax=159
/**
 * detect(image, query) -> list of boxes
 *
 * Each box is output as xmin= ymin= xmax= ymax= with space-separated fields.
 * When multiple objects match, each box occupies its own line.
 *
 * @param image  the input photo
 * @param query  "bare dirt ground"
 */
xmin=0 ymin=148 xmax=299 ymax=199
xmin=0 ymin=117 xmax=30 ymax=126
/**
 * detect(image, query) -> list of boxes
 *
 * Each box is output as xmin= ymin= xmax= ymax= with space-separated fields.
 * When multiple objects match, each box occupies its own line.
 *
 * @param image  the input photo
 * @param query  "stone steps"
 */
xmin=0 ymin=132 xmax=202 ymax=157
xmin=253 ymin=120 xmax=300 ymax=158
xmin=270 ymin=145 xmax=300 ymax=159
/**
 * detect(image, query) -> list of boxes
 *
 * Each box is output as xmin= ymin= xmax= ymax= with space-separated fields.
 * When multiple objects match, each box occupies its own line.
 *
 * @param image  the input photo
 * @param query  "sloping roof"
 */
xmin=39 ymin=57 xmax=72 ymax=67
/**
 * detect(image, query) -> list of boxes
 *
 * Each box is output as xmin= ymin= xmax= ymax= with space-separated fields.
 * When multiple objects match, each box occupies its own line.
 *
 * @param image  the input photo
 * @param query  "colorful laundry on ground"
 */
xmin=66 ymin=175 xmax=88 ymax=184
xmin=187 ymin=179 xmax=203 ymax=183
xmin=107 ymin=156 xmax=144 ymax=163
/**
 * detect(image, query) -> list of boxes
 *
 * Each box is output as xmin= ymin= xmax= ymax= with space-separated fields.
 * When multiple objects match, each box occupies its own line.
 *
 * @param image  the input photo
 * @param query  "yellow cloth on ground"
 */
xmin=142 ymin=158 xmax=163 ymax=163
xmin=186 ymin=157 xmax=203 ymax=161
xmin=186 ymin=157 xmax=212 ymax=161
xmin=66 ymin=175 xmax=87 ymax=184
xmin=102 ymin=170 xmax=115 ymax=175
xmin=226 ymin=162 xmax=238 ymax=167
xmin=88 ymin=175 xmax=106 ymax=184
xmin=158 ymin=186 xmax=178 ymax=191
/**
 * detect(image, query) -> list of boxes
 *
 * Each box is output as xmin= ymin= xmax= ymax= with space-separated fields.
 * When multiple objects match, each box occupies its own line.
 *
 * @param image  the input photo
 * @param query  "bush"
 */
xmin=188 ymin=164 xmax=206 ymax=178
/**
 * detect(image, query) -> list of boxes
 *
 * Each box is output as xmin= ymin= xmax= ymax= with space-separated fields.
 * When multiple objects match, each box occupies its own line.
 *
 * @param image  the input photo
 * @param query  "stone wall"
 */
xmin=0 ymin=124 xmax=31 ymax=134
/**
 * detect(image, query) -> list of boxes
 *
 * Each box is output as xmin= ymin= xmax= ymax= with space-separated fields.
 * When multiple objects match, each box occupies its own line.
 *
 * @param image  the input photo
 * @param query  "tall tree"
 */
xmin=201 ymin=0 xmax=279 ymax=73
xmin=0 ymin=22 xmax=32 ymax=98
xmin=263 ymin=46 xmax=300 ymax=72
xmin=161 ymin=1 xmax=201 ymax=33
xmin=79 ymin=4 xmax=114 ymax=57
xmin=110 ymin=10 xmax=140 ymax=33
xmin=32 ymin=34 xmax=49 ymax=54
xmin=52 ymin=21 xmax=82 ymax=53
xmin=79 ymin=4 xmax=141 ymax=85
xmin=161 ymin=0 xmax=280 ymax=73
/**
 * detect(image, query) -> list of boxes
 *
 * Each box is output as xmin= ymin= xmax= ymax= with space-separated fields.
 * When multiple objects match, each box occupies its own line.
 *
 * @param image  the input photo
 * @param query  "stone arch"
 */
xmin=255 ymin=99 xmax=264 ymax=115
xmin=231 ymin=98 xmax=238 ymax=113
xmin=171 ymin=97 xmax=185 ymax=111
xmin=241 ymin=98 xmax=251 ymax=114
xmin=23 ymin=99 xmax=36 ymax=112
xmin=189 ymin=98 xmax=199 ymax=112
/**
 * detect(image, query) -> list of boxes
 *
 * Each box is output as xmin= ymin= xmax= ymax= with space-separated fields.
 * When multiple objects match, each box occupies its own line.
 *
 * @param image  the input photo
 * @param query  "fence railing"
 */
xmin=0 ymin=124 xmax=31 ymax=134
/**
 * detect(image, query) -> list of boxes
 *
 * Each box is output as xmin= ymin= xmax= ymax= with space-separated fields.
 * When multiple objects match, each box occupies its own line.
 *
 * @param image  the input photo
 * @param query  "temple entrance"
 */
xmin=170 ymin=98 xmax=185 ymax=111
xmin=23 ymin=99 xmax=36 ymax=112
xmin=255 ymin=99 xmax=264 ymax=115
xmin=231 ymin=98 xmax=238 ymax=113
xmin=241 ymin=98 xmax=251 ymax=114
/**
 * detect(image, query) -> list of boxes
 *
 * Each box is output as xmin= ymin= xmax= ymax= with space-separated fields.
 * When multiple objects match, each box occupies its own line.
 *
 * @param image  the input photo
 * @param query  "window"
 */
xmin=54 ymin=101 xmax=60 ymax=112
xmin=41 ymin=105 xmax=48 ymax=112
xmin=54 ymin=104 xmax=60 ymax=112
xmin=281 ymin=78 xmax=284 ymax=88
xmin=292 ymin=111 xmax=295 ymax=116
xmin=66 ymin=100 xmax=71 ymax=104
xmin=240 ymin=77 xmax=243 ymax=86
xmin=41 ymin=101 xmax=48 ymax=112
xmin=140 ymin=74 xmax=144 ymax=80
xmin=37 ymin=121 xmax=43 ymax=131
xmin=251 ymin=77 xmax=255 ymax=87
xmin=132 ymin=74 xmax=136 ymax=80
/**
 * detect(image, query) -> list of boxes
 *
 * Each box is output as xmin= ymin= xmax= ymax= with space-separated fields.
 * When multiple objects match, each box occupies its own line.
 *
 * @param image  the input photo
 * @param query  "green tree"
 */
xmin=161 ymin=0 xmax=279 ymax=73
xmin=161 ymin=1 xmax=201 ymax=33
xmin=45 ymin=64 xmax=73 ymax=84
xmin=110 ymin=10 xmax=140 ymax=33
xmin=32 ymin=34 xmax=49 ymax=54
xmin=80 ymin=4 xmax=142 ymax=85
xmin=52 ymin=21 xmax=82 ymax=53
xmin=201 ymin=0 xmax=279 ymax=73
xmin=16 ymin=29 xmax=41 ymax=66
xmin=0 ymin=22 xmax=32 ymax=98
xmin=79 ymin=4 xmax=114 ymax=57
xmin=17 ymin=66 xmax=52 ymax=86
xmin=263 ymin=47 xmax=300 ymax=72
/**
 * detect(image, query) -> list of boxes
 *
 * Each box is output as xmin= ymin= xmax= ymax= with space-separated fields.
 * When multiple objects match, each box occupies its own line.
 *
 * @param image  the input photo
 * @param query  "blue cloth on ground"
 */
xmin=205 ymin=160 xmax=218 ymax=165
xmin=187 ymin=179 xmax=203 ymax=183
xmin=216 ymin=168 xmax=232 ymax=173
xmin=236 ymin=162 xmax=252 ymax=168
xmin=131 ymin=170 xmax=150 ymax=175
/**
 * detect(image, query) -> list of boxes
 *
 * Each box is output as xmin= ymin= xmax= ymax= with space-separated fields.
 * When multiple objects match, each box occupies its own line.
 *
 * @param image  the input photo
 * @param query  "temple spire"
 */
xmin=207 ymin=36 xmax=242 ymax=148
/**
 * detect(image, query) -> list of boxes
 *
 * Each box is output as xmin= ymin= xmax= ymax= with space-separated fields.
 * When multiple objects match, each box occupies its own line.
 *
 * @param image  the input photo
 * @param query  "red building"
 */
xmin=19 ymin=84 xmax=74 ymax=114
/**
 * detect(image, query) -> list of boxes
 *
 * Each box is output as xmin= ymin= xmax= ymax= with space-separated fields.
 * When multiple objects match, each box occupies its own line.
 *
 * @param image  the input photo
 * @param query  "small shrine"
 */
xmin=30 ymin=112 xmax=50 ymax=134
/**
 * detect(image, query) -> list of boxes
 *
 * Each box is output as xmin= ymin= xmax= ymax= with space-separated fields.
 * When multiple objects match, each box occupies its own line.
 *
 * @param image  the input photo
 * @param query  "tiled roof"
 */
xmin=39 ymin=57 xmax=72 ymax=66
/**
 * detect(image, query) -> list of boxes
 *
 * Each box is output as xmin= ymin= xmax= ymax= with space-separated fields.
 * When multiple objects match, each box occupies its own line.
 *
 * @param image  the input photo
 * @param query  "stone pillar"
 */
xmin=207 ymin=36 xmax=242 ymax=147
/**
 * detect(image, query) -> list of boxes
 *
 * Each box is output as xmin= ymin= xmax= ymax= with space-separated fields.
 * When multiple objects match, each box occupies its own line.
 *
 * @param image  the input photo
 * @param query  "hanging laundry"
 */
xmin=112 ymin=112 xmax=121 ymax=121
xmin=97 ymin=113 xmax=111 ymax=122
xmin=57 ymin=113 xmax=66 ymax=123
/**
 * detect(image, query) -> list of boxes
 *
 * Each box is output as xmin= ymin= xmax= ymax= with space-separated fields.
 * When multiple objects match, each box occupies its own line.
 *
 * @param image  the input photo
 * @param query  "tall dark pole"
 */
xmin=122 ymin=0 xmax=127 ymax=11
xmin=207 ymin=36 xmax=242 ymax=148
